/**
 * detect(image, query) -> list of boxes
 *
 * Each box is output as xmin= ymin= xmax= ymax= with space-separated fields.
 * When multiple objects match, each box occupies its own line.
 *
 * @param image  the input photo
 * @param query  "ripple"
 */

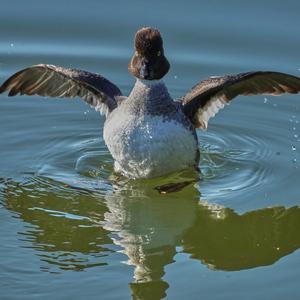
xmin=25 ymin=119 xmax=285 ymax=204
xmin=32 ymin=134 xmax=114 ymax=195
xmin=198 ymin=125 xmax=275 ymax=200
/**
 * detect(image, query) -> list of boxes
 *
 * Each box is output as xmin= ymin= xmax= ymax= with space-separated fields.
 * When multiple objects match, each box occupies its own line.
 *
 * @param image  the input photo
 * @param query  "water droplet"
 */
xmin=263 ymin=97 xmax=268 ymax=103
xmin=10 ymin=43 xmax=14 ymax=47
xmin=293 ymin=158 xmax=297 ymax=163
xmin=292 ymin=145 xmax=296 ymax=151
xmin=174 ymin=75 xmax=178 ymax=79
xmin=294 ymin=134 xmax=298 ymax=138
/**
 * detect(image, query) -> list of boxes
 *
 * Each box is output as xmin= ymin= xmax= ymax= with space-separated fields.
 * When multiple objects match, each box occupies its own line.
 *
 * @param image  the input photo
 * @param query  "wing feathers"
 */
xmin=0 ymin=64 xmax=122 ymax=116
xmin=181 ymin=71 xmax=300 ymax=129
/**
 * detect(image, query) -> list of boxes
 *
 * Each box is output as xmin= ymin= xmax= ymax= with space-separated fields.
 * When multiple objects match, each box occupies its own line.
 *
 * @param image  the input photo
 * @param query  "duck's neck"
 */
xmin=129 ymin=78 xmax=172 ymax=104
xmin=136 ymin=78 xmax=165 ymax=88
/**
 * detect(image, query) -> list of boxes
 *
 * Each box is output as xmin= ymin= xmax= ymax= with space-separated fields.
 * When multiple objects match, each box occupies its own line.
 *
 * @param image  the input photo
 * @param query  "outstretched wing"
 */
xmin=0 ymin=64 xmax=123 ymax=116
xmin=180 ymin=71 xmax=300 ymax=130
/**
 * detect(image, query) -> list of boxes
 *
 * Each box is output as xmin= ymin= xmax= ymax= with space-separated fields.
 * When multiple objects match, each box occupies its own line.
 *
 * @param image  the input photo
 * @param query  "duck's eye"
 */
xmin=157 ymin=51 xmax=161 ymax=57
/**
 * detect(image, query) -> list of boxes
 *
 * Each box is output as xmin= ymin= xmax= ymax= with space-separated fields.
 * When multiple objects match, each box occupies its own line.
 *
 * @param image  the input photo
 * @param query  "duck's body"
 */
xmin=104 ymin=79 xmax=198 ymax=178
xmin=1 ymin=27 xmax=300 ymax=181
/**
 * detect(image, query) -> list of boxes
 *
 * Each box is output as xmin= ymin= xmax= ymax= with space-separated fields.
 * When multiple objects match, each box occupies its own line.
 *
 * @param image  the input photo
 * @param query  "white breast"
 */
xmin=103 ymin=110 xmax=197 ymax=178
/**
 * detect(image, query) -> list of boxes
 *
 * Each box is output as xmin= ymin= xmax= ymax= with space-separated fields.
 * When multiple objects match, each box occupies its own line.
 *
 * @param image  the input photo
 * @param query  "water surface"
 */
xmin=1 ymin=1 xmax=300 ymax=299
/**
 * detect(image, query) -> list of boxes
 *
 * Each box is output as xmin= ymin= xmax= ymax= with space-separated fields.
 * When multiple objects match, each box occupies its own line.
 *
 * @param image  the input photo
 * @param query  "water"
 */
xmin=1 ymin=0 xmax=300 ymax=299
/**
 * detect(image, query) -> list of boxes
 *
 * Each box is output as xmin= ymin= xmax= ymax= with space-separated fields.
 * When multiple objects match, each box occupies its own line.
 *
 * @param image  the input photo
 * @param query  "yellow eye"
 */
xmin=157 ymin=51 xmax=161 ymax=57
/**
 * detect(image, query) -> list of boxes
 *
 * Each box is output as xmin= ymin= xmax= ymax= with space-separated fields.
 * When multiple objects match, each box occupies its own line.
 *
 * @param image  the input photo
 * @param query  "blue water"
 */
xmin=1 ymin=1 xmax=300 ymax=299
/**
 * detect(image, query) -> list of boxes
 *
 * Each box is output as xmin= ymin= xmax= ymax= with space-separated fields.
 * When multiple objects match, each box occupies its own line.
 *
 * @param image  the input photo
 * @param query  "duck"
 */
xmin=1 ymin=27 xmax=300 ymax=181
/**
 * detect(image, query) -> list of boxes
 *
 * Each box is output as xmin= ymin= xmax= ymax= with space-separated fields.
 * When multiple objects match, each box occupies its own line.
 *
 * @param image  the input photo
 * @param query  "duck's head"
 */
xmin=128 ymin=27 xmax=170 ymax=80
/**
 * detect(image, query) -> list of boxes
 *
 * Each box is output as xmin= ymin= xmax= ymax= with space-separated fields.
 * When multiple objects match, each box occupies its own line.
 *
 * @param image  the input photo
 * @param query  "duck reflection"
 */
xmin=2 ymin=176 xmax=300 ymax=299
xmin=182 ymin=202 xmax=300 ymax=271
xmin=2 ymin=177 xmax=113 ymax=271
xmin=103 ymin=181 xmax=198 ymax=299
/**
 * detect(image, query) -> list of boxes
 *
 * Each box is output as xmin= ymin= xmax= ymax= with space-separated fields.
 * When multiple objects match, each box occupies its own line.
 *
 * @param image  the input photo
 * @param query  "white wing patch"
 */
xmin=81 ymin=93 xmax=109 ymax=117
xmin=94 ymin=100 xmax=109 ymax=117
xmin=196 ymin=95 xmax=228 ymax=130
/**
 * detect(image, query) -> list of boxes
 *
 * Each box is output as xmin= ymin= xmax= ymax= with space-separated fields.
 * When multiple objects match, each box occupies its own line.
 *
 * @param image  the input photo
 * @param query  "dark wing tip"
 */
xmin=0 ymin=76 xmax=11 ymax=94
xmin=0 ymin=66 xmax=32 ymax=95
xmin=0 ymin=78 xmax=13 ymax=95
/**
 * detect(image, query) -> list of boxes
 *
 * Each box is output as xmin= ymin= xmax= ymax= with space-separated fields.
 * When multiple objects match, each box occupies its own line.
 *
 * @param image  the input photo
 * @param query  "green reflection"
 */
xmin=182 ymin=203 xmax=300 ymax=271
xmin=2 ymin=177 xmax=112 ymax=271
xmin=2 ymin=177 xmax=300 ymax=299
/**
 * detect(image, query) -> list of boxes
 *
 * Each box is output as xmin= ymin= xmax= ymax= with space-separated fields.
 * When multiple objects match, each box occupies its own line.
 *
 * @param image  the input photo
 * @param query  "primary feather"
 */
xmin=180 ymin=71 xmax=300 ymax=129
xmin=0 ymin=64 xmax=122 ymax=116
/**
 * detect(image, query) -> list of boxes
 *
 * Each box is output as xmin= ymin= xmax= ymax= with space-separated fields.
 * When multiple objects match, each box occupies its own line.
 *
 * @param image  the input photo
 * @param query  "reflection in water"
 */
xmin=183 ymin=202 xmax=300 ymax=271
xmin=104 ymin=181 xmax=198 ymax=300
xmin=2 ymin=177 xmax=112 ymax=271
xmin=2 ymin=177 xmax=300 ymax=299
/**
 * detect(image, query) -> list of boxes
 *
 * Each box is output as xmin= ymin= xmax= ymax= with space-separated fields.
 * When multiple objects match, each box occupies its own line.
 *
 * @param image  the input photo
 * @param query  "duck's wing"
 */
xmin=0 ymin=64 xmax=123 ymax=116
xmin=179 ymin=71 xmax=300 ymax=130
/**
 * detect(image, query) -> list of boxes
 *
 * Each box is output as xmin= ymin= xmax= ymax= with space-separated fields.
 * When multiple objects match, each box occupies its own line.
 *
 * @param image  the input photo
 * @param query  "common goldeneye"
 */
xmin=1 ymin=27 xmax=300 ymax=180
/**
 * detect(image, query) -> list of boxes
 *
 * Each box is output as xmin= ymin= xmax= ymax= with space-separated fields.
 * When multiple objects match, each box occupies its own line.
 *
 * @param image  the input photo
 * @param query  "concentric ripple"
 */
xmin=198 ymin=124 xmax=279 ymax=202
xmin=28 ymin=130 xmax=115 ymax=195
xmin=27 ymin=117 xmax=297 ymax=207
